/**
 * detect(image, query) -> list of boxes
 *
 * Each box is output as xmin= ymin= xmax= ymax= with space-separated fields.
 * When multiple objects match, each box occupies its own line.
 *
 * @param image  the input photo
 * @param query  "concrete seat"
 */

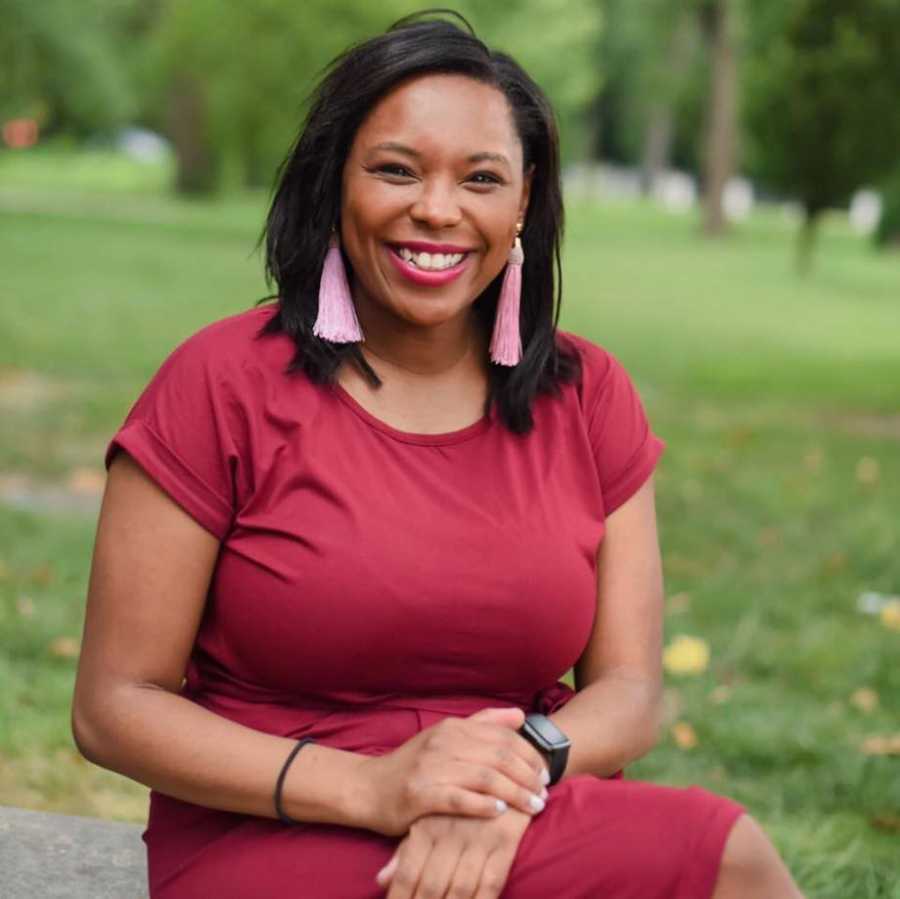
xmin=0 ymin=805 xmax=147 ymax=898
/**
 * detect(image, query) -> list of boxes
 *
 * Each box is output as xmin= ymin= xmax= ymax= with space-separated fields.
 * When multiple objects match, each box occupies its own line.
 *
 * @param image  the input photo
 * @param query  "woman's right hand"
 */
xmin=355 ymin=707 xmax=551 ymax=837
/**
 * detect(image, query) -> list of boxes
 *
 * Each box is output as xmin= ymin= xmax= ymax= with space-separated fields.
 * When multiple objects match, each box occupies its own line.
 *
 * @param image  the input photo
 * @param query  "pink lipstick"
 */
xmin=385 ymin=243 xmax=472 ymax=287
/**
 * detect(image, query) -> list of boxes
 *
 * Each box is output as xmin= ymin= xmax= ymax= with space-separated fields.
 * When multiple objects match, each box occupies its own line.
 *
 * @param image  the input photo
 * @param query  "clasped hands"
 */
xmin=357 ymin=707 xmax=551 ymax=899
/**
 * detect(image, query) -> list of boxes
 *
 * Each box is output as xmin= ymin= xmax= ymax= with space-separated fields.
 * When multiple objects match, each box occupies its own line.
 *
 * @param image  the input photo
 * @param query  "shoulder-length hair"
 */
xmin=257 ymin=10 xmax=580 ymax=434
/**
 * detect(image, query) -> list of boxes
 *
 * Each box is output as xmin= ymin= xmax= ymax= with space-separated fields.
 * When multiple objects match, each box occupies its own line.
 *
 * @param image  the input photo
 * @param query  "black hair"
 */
xmin=256 ymin=9 xmax=580 ymax=434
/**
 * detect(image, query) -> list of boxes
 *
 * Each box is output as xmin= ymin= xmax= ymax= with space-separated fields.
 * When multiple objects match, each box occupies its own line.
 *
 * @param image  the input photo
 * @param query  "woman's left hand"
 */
xmin=375 ymin=806 xmax=533 ymax=898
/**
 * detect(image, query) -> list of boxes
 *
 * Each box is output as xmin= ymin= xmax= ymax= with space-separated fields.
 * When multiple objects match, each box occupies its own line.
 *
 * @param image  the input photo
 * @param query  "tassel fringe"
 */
xmin=313 ymin=239 xmax=363 ymax=343
xmin=490 ymin=239 xmax=524 ymax=366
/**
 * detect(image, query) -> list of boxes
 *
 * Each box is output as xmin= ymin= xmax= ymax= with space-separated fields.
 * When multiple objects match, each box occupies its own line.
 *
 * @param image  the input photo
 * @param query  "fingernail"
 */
xmin=540 ymin=786 xmax=548 ymax=800
xmin=540 ymin=767 xmax=551 ymax=785
xmin=495 ymin=799 xmax=508 ymax=813
xmin=375 ymin=857 xmax=396 ymax=883
xmin=528 ymin=794 xmax=545 ymax=813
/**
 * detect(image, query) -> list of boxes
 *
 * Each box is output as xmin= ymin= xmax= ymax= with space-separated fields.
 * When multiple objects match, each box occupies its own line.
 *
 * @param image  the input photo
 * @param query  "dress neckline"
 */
xmin=330 ymin=382 xmax=493 ymax=447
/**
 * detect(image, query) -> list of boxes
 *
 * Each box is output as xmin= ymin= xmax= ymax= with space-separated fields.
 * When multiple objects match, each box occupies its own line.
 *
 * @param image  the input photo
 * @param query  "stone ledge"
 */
xmin=0 ymin=805 xmax=146 ymax=898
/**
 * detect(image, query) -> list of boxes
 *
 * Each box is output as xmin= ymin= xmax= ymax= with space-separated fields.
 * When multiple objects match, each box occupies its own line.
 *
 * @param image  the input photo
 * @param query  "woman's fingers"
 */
xmin=413 ymin=762 xmax=546 ymax=821
xmin=409 ymin=838 xmax=464 ymax=899
xmin=375 ymin=854 xmax=398 ymax=888
xmin=461 ymin=759 xmax=548 ymax=818
xmin=384 ymin=830 xmax=432 ymax=899
xmin=466 ymin=718 xmax=549 ymax=790
xmin=472 ymin=846 xmax=518 ymax=899
xmin=445 ymin=845 xmax=489 ymax=899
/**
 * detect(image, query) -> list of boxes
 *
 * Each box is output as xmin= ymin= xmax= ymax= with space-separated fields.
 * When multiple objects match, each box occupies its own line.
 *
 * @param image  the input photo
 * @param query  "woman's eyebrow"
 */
xmin=368 ymin=142 xmax=511 ymax=169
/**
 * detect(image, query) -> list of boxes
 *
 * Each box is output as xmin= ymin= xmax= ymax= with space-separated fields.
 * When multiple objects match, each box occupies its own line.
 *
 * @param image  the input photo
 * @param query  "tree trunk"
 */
xmin=640 ymin=8 xmax=696 ymax=195
xmin=167 ymin=75 xmax=216 ymax=195
xmin=795 ymin=208 xmax=820 ymax=275
xmin=700 ymin=0 xmax=738 ymax=236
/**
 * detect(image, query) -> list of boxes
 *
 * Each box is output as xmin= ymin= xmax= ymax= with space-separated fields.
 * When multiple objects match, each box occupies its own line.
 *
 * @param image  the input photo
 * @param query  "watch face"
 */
xmin=523 ymin=714 xmax=571 ymax=751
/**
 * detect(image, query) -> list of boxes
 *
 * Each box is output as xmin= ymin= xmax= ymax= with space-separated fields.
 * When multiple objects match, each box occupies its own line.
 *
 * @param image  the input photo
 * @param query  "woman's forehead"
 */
xmin=351 ymin=74 xmax=523 ymax=168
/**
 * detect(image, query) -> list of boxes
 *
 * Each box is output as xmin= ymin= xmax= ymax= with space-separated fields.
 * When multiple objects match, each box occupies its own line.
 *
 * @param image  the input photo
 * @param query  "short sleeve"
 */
xmin=576 ymin=340 xmax=666 ymax=516
xmin=104 ymin=329 xmax=241 ymax=540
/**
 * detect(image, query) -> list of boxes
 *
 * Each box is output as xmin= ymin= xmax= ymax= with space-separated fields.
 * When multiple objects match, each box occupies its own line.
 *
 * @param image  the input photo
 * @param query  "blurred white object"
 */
xmin=653 ymin=170 xmax=697 ymax=213
xmin=723 ymin=177 xmax=754 ymax=221
xmin=857 ymin=591 xmax=899 ymax=615
xmin=780 ymin=201 xmax=803 ymax=225
xmin=116 ymin=127 xmax=170 ymax=163
xmin=848 ymin=189 xmax=882 ymax=236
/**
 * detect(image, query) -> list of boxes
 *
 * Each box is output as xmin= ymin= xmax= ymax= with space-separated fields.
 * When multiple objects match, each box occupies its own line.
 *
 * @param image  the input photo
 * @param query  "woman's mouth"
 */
xmin=385 ymin=243 xmax=473 ymax=286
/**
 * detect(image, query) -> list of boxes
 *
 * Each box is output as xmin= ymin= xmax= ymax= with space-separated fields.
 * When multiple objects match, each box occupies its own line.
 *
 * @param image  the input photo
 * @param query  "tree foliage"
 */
xmin=742 ymin=0 xmax=900 ymax=265
xmin=0 ymin=0 xmax=141 ymax=134
xmin=148 ymin=0 xmax=602 ymax=193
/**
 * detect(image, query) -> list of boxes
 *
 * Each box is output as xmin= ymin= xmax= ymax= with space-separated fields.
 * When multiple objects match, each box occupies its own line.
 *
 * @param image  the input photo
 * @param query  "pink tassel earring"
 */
xmin=313 ymin=233 xmax=364 ymax=343
xmin=490 ymin=226 xmax=524 ymax=366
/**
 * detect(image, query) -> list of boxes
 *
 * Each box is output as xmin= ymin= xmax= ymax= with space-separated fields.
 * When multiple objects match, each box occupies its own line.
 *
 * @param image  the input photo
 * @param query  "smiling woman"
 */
xmin=341 ymin=75 xmax=529 ymax=315
xmin=73 ymin=10 xmax=805 ymax=899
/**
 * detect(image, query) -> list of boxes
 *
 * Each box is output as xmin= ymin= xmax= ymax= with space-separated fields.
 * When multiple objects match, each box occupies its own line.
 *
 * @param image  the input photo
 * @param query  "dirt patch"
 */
xmin=0 ymin=471 xmax=104 ymax=518
xmin=827 ymin=413 xmax=900 ymax=442
xmin=0 ymin=369 xmax=70 ymax=411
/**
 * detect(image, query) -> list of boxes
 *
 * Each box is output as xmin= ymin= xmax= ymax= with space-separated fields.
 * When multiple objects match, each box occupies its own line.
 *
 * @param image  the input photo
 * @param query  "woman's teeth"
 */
xmin=397 ymin=247 xmax=465 ymax=271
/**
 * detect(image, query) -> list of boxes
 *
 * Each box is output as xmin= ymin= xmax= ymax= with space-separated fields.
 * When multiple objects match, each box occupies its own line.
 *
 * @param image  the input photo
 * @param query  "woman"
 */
xmin=72 ymin=13 xmax=805 ymax=899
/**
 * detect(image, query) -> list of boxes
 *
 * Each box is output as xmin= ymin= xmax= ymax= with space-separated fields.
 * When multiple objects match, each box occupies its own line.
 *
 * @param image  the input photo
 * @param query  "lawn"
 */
xmin=1 ymin=151 xmax=898 ymax=897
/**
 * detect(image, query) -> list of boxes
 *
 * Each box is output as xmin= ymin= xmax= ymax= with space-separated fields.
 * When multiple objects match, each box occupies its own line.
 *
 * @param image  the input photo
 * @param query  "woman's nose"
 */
xmin=409 ymin=179 xmax=462 ymax=230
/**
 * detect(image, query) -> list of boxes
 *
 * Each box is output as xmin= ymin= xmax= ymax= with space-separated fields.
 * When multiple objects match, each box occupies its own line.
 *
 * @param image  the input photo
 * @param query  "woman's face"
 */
xmin=340 ymin=73 xmax=532 ymax=333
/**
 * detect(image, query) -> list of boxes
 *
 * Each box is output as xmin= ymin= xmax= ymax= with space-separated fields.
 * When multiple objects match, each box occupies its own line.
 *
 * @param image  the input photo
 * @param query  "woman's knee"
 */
xmin=713 ymin=814 xmax=804 ymax=898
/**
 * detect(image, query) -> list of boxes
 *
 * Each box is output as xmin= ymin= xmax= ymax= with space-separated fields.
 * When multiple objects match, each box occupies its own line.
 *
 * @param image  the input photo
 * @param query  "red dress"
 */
xmin=105 ymin=303 xmax=745 ymax=898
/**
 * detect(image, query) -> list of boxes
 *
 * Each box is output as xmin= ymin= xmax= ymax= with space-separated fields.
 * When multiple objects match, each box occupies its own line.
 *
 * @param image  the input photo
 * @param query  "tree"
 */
xmin=743 ymin=0 xmax=900 ymax=271
xmin=0 ymin=0 xmax=141 ymax=136
xmin=697 ymin=0 xmax=741 ymax=236
xmin=148 ymin=0 xmax=603 ymax=195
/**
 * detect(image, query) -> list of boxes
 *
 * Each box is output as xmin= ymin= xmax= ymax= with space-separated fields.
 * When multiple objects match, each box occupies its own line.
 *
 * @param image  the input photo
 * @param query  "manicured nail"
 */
xmin=375 ymin=857 xmax=396 ymax=884
xmin=540 ymin=767 xmax=551 ymax=785
xmin=495 ymin=799 xmax=508 ymax=813
xmin=528 ymin=794 xmax=545 ymax=813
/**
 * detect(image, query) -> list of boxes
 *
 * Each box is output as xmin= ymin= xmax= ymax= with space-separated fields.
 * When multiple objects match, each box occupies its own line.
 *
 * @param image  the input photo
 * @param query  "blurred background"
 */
xmin=1 ymin=2 xmax=898 ymax=895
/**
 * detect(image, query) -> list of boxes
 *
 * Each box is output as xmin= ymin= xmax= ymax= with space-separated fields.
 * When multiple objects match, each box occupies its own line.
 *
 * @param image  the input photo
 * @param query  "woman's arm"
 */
xmin=72 ymin=451 xmax=375 ymax=829
xmin=548 ymin=475 xmax=665 ymax=778
xmin=74 ymin=453 xmax=547 ymax=835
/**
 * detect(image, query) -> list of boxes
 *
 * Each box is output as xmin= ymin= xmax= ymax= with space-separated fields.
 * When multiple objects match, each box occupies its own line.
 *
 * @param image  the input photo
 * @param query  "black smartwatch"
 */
xmin=517 ymin=713 xmax=571 ymax=785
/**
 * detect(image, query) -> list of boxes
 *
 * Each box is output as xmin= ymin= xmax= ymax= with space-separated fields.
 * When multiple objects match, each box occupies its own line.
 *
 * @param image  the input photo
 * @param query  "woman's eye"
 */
xmin=377 ymin=164 xmax=414 ymax=178
xmin=469 ymin=172 xmax=503 ymax=186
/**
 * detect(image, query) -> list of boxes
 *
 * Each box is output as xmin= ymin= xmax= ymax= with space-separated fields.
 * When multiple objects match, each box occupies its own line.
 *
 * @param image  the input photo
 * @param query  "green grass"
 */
xmin=1 ymin=152 xmax=899 ymax=896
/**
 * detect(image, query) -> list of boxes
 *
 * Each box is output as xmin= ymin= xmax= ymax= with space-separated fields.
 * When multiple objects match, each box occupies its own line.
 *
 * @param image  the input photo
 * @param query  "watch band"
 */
xmin=518 ymin=713 xmax=571 ymax=785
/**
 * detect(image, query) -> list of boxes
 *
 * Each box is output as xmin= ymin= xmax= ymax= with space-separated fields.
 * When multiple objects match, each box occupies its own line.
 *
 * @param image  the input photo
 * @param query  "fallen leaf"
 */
xmin=67 ymin=467 xmax=105 ymax=496
xmin=726 ymin=426 xmax=754 ymax=448
xmin=869 ymin=813 xmax=900 ymax=832
xmin=671 ymin=721 xmax=698 ymax=750
xmin=803 ymin=448 xmax=824 ymax=473
xmin=48 ymin=636 xmax=80 ymax=659
xmin=821 ymin=551 xmax=848 ymax=577
xmin=29 ymin=562 xmax=55 ymax=586
xmin=856 ymin=457 xmax=880 ymax=486
xmin=850 ymin=688 xmax=879 ymax=713
xmin=881 ymin=600 xmax=900 ymax=632
xmin=709 ymin=685 xmax=732 ymax=704
xmin=663 ymin=635 xmax=710 ymax=676
xmin=667 ymin=592 xmax=691 ymax=613
xmin=861 ymin=734 xmax=900 ymax=756
xmin=16 ymin=596 xmax=35 ymax=618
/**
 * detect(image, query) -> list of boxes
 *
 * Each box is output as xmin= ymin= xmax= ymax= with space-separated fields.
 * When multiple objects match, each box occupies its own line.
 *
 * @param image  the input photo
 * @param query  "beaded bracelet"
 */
xmin=274 ymin=738 xmax=316 ymax=824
